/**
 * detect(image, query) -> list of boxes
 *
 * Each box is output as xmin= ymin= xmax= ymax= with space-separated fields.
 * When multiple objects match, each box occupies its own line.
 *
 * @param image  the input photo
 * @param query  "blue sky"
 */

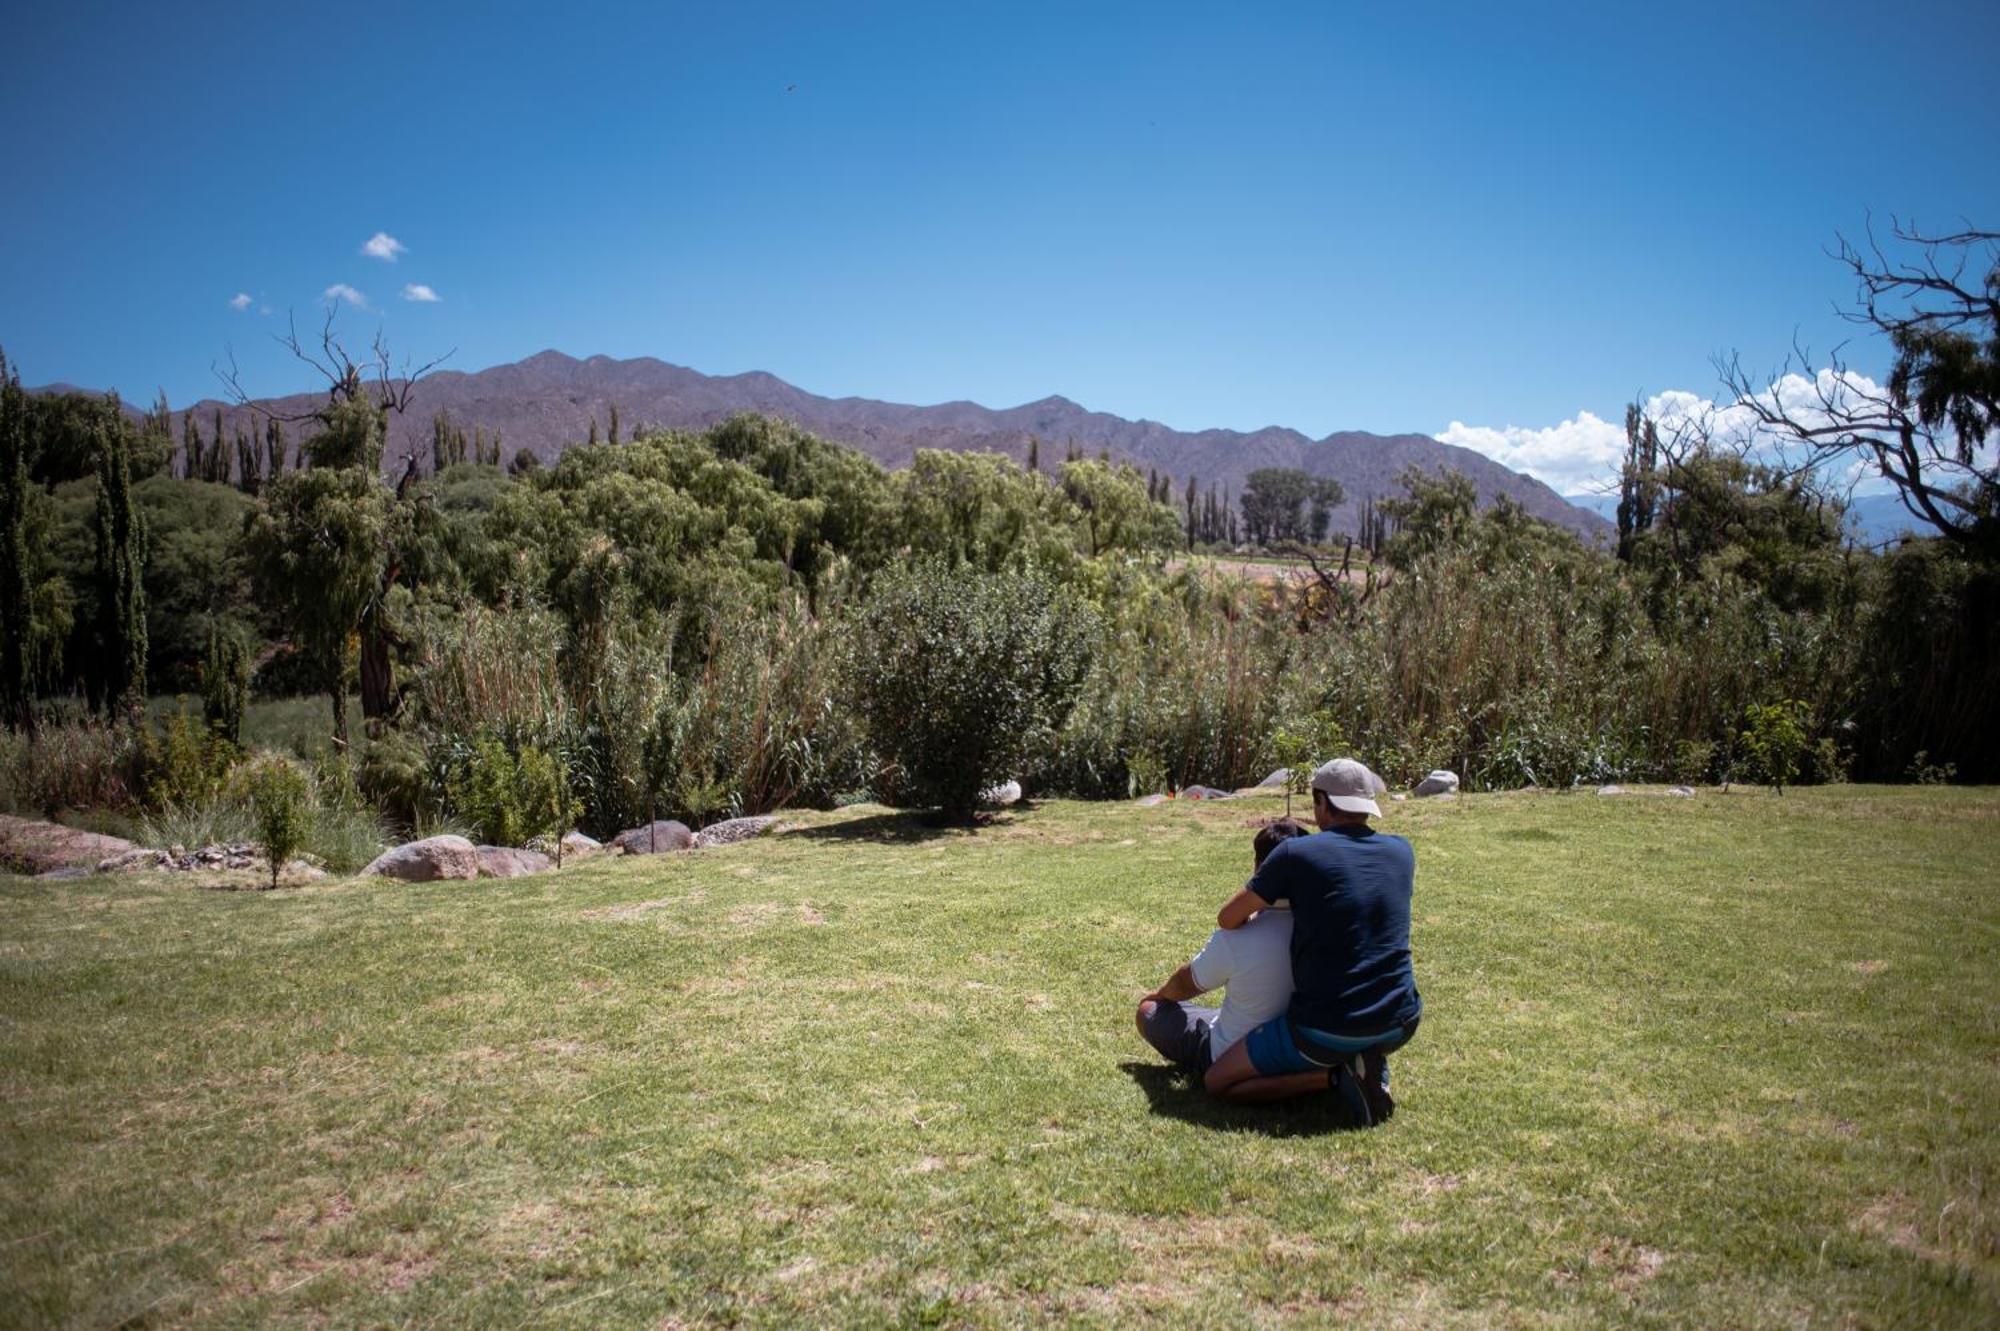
xmin=5 ymin=1 xmax=1995 ymax=494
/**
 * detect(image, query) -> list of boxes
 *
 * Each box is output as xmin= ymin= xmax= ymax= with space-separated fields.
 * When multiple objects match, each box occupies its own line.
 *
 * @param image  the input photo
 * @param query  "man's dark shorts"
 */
xmin=1137 ymin=999 xmax=1221 ymax=1072
xmin=1244 ymin=1012 xmax=1420 ymax=1077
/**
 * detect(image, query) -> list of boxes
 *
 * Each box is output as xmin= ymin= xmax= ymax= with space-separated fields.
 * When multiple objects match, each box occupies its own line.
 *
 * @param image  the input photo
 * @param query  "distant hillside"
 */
xmin=57 ymin=351 xmax=1612 ymax=540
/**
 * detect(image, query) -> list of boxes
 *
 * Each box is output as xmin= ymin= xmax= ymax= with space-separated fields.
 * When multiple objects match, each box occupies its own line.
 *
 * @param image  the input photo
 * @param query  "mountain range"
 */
xmin=66 ymin=351 xmax=1613 ymax=540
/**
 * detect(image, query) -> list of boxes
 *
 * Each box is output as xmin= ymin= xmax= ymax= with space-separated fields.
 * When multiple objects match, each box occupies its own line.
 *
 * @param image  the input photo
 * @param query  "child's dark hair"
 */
xmin=1253 ymin=818 xmax=1311 ymax=867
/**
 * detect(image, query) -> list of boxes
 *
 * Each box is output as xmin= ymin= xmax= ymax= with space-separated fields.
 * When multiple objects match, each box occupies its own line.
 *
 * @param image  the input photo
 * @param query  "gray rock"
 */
xmin=528 ymin=830 xmax=603 ymax=860
xmin=1666 ymin=786 xmax=1696 ymax=797
xmin=477 ymin=846 xmax=554 ymax=878
xmin=361 ymin=834 xmax=482 ymax=882
xmin=1391 ymin=793 xmax=1409 ymax=802
xmin=612 ymin=820 xmax=694 ymax=855
xmin=1412 ymin=770 xmax=1460 ymax=798
xmin=1595 ymin=785 xmax=1627 ymax=796
xmin=1135 ymin=794 xmax=1169 ymax=807
xmin=691 ymin=816 xmax=781 ymax=849
xmin=1180 ymin=785 xmax=1237 ymax=801
xmin=1255 ymin=768 xmax=1292 ymax=789
xmin=97 ymin=848 xmax=172 ymax=873
xmin=980 ymin=779 xmax=1023 ymax=806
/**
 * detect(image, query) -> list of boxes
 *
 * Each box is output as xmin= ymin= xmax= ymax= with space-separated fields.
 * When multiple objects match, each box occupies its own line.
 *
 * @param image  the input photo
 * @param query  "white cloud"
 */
xmin=361 ymin=231 xmax=406 ymax=261
xmin=1436 ymin=411 xmax=1629 ymax=497
xmin=1437 ymin=371 xmax=1906 ymax=498
xmin=400 ymin=283 xmax=441 ymax=303
xmin=229 ymin=292 xmax=253 ymax=310
xmin=323 ymin=283 xmax=368 ymax=308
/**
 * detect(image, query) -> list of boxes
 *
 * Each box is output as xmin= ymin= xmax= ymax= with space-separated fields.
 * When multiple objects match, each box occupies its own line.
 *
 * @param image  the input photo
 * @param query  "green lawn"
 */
xmin=2 ymin=787 xmax=1995 ymax=1328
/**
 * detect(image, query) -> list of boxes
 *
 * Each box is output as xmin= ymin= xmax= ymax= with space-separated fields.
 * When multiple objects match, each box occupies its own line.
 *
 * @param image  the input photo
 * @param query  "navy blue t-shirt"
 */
xmin=1246 ymin=825 xmax=1421 ymax=1035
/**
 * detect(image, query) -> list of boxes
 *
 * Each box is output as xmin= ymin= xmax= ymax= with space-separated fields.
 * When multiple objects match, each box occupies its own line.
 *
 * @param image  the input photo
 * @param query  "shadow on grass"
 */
xmin=1119 ymin=1061 xmax=1367 ymax=1138
xmin=781 ymin=808 xmax=1024 ymax=846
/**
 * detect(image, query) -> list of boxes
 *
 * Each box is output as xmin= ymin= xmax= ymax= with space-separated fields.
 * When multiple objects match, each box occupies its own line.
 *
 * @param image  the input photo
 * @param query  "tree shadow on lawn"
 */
xmin=782 ymin=808 xmax=1027 ymax=846
xmin=1120 ymin=1061 xmax=1368 ymax=1138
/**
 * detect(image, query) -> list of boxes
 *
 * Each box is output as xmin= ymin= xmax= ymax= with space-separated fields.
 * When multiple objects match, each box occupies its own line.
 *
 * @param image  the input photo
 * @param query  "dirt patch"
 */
xmin=1589 ymin=1237 xmax=1667 ymax=1292
xmin=582 ymin=898 xmax=679 ymax=921
xmin=1850 ymin=959 xmax=1891 ymax=975
xmin=0 ymin=814 xmax=136 ymax=874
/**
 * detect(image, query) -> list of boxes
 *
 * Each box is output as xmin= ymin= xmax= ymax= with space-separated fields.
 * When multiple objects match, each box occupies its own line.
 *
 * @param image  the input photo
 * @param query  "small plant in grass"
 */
xmin=1126 ymin=748 xmax=1168 ymax=800
xmin=1739 ymin=700 xmax=1810 ymax=795
xmin=1906 ymin=751 xmax=1958 ymax=785
xmin=1670 ymin=738 xmax=1716 ymax=787
xmin=245 ymin=757 xmax=310 ymax=889
xmin=450 ymin=736 xmax=571 ymax=847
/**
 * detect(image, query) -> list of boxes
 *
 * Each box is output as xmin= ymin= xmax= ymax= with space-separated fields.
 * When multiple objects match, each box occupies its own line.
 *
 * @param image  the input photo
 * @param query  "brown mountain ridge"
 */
xmin=77 ymin=351 xmax=1610 ymax=540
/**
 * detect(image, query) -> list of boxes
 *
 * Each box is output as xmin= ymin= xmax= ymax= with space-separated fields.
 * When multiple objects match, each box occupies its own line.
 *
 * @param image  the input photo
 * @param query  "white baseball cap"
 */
xmin=1309 ymin=758 xmax=1387 ymax=817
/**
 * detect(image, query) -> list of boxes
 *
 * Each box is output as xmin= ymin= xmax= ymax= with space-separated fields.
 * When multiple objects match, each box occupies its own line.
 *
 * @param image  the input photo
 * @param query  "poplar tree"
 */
xmin=608 ymin=403 xmax=621 ymax=445
xmin=93 ymin=396 xmax=147 ymax=724
xmin=0 ymin=350 xmax=33 ymax=732
xmin=1027 ymin=436 xmax=1040 ymax=473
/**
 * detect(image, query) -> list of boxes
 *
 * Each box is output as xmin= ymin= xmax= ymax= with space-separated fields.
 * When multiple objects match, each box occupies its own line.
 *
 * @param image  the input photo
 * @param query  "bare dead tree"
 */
xmin=1717 ymin=220 xmax=1998 ymax=552
xmin=214 ymin=307 xmax=453 ymax=427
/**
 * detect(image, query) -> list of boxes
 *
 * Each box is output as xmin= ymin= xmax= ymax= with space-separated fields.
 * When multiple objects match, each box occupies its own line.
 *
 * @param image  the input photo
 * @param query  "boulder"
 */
xmin=477 ymin=846 xmax=554 ymax=879
xmin=0 ymin=814 xmax=136 ymax=875
xmin=612 ymin=820 xmax=694 ymax=855
xmin=1412 ymin=770 xmax=1460 ymax=798
xmin=529 ymin=830 xmax=604 ymax=860
xmin=1180 ymin=785 xmax=1237 ymax=801
xmin=1666 ymin=786 xmax=1696 ymax=797
xmin=98 ymin=848 xmax=172 ymax=873
xmin=691 ymin=816 xmax=782 ymax=849
xmin=1255 ymin=768 xmax=1292 ymax=789
xmin=1595 ymin=785 xmax=1627 ymax=797
xmin=980 ymin=779 xmax=1023 ymax=807
xmin=361 ymin=835 xmax=481 ymax=882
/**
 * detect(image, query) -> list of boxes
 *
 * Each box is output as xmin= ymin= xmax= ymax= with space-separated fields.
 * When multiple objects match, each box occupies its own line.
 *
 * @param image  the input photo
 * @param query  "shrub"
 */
xmin=0 ymin=719 xmax=134 ymax=815
xmin=245 ymin=758 xmax=310 ymax=889
xmin=449 ymin=736 xmax=569 ymax=847
xmin=304 ymin=802 xmax=389 ymax=874
xmin=132 ymin=702 xmax=237 ymax=810
xmin=850 ymin=560 xmax=1098 ymax=819
xmin=141 ymin=796 xmax=254 ymax=852
xmin=1739 ymin=700 xmax=1810 ymax=794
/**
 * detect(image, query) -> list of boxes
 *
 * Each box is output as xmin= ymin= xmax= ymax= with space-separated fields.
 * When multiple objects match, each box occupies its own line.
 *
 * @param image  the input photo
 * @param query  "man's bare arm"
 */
xmin=1217 ymin=887 xmax=1265 ymax=930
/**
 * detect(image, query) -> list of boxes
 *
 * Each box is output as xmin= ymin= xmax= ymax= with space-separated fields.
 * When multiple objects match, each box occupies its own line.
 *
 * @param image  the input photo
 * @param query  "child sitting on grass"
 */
xmin=1134 ymin=818 xmax=1311 ymax=1074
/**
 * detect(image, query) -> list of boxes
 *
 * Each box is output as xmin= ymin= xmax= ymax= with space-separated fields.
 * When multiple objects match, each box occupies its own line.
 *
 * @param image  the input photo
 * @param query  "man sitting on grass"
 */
xmin=1134 ymin=818 xmax=1311 ymax=1074
xmin=1203 ymin=758 xmax=1419 ymax=1125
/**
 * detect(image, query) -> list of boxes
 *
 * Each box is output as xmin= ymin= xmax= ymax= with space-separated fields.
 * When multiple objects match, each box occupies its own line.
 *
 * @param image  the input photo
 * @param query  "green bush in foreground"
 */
xmin=851 ymin=560 xmax=1098 ymax=819
xmin=244 ymin=757 xmax=310 ymax=889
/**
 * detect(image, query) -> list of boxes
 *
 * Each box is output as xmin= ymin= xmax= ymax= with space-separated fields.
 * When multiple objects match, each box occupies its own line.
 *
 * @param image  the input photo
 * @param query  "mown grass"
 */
xmin=1 ymin=786 xmax=1994 ymax=1328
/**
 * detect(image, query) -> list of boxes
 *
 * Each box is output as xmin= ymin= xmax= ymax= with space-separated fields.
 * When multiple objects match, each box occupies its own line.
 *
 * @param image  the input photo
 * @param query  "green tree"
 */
xmin=244 ymin=467 xmax=389 ymax=750
xmin=1739 ymin=700 xmax=1810 ymax=794
xmin=246 ymin=757 xmax=311 ymax=890
xmin=0 ymin=350 xmax=32 ymax=731
xmin=92 ymin=394 xmax=147 ymax=724
xmin=850 ymin=560 xmax=1098 ymax=820
xmin=1379 ymin=468 xmax=1478 ymax=569
xmin=1722 ymin=223 xmax=1999 ymax=557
